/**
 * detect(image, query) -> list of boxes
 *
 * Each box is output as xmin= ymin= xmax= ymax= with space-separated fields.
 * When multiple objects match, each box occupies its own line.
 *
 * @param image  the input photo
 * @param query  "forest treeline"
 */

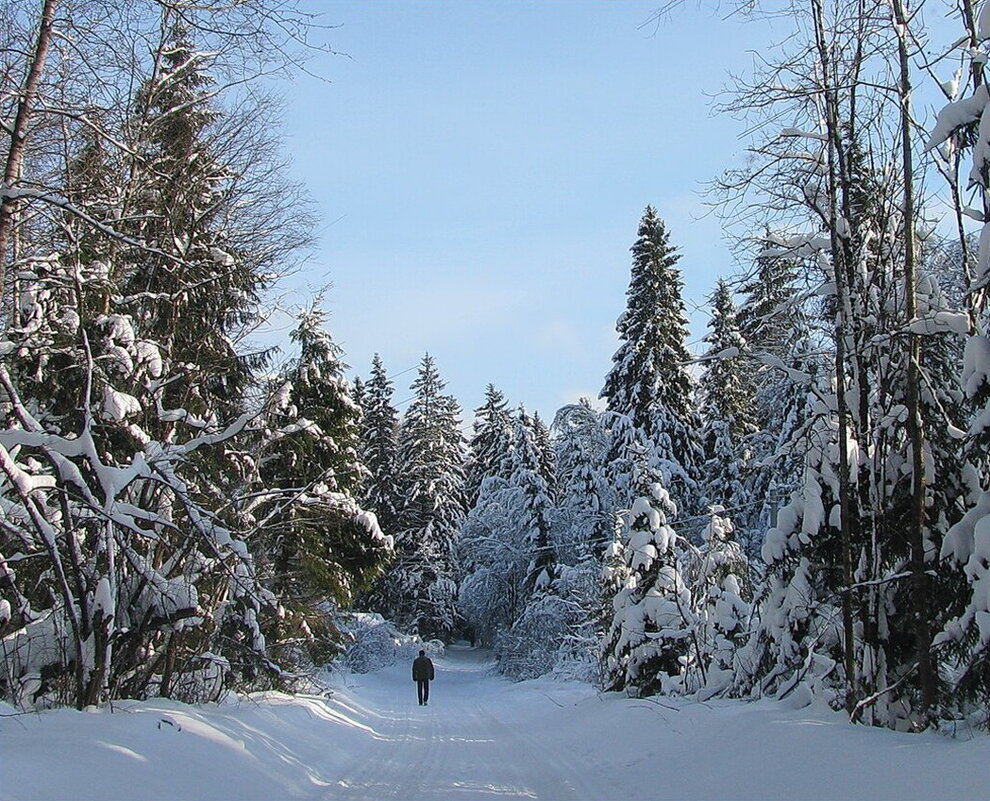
xmin=1 ymin=0 xmax=989 ymax=734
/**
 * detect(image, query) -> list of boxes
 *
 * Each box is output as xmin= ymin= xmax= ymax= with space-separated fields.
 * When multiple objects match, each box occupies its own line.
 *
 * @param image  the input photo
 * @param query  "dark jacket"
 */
xmin=412 ymin=655 xmax=435 ymax=682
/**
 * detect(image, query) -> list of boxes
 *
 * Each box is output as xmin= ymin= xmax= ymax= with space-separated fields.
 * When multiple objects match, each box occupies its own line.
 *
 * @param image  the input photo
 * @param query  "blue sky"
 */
xmin=277 ymin=1 xmax=783 ymax=420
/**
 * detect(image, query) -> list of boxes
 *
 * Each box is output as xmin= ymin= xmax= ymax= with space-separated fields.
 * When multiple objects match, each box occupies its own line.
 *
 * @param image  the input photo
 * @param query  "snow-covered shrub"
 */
xmin=340 ymin=613 xmax=443 ymax=674
xmin=496 ymin=594 xmax=573 ymax=681
xmin=0 ymin=613 xmax=75 ymax=709
xmin=148 ymin=653 xmax=231 ymax=705
xmin=689 ymin=507 xmax=751 ymax=699
xmin=547 ymin=561 xmax=603 ymax=684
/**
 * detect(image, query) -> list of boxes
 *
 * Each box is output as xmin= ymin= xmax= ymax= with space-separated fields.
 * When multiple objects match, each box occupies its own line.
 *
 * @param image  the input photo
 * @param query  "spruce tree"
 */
xmin=697 ymin=280 xmax=757 ymax=540
xmin=463 ymin=384 xmax=514 ymax=510
xmin=735 ymin=247 xmax=811 ymax=553
xmin=374 ymin=354 xmax=466 ymax=639
xmin=352 ymin=375 xmax=366 ymax=414
xmin=359 ymin=354 xmax=403 ymax=538
xmin=602 ymin=443 xmax=696 ymax=697
xmin=115 ymin=31 xmax=280 ymax=694
xmin=511 ymin=407 xmax=557 ymax=596
xmin=122 ymin=25 xmax=268 ymax=426
xmin=699 ymin=280 xmax=755 ymax=440
xmin=531 ymin=411 xmax=558 ymax=501
xmin=735 ymin=244 xmax=803 ymax=514
xmin=553 ymin=401 xmax=612 ymax=562
xmin=253 ymin=301 xmax=391 ymax=667
xmin=736 ymin=244 xmax=801 ymax=387
xmin=601 ymin=206 xmax=703 ymax=514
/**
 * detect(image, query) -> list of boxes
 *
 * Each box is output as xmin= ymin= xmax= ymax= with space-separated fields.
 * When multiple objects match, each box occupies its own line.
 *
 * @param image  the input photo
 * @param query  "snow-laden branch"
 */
xmin=924 ymin=84 xmax=989 ymax=155
xmin=0 ymin=185 xmax=180 ymax=264
xmin=780 ymin=127 xmax=828 ymax=141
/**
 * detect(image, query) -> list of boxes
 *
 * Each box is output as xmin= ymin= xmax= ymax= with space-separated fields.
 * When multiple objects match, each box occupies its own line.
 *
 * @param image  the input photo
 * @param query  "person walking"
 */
xmin=412 ymin=649 xmax=435 ymax=706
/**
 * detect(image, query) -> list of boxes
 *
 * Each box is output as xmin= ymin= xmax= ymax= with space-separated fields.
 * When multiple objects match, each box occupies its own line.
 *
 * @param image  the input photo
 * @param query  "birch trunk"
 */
xmin=0 ymin=0 xmax=58 ymax=321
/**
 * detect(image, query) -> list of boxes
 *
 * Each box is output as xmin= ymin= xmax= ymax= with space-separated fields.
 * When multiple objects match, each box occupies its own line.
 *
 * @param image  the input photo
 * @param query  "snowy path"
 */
xmin=2 ymin=645 xmax=989 ymax=800
xmin=328 ymin=647 xmax=603 ymax=801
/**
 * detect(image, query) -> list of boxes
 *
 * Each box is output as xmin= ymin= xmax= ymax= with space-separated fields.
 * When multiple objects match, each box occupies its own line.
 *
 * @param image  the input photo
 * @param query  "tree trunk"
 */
xmin=811 ymin=0 xmax=858 ymax=716
xmin=892 ymin=0 xmax=936 ymax=725
xmin=961 ymin=0 xmax=988 ymax=322
xmin=160 ymin=632 xmax=178 ymax=699
xmin=0 ymin=0 xmax=58 ymax=321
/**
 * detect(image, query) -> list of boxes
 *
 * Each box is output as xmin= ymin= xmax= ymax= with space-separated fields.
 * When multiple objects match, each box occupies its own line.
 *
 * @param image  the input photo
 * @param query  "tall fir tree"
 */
xmin=601 ymin=206 xmax=704 ymax=514
xmin=352 ymin=375 xmax=366 ymax=413
xmin=511 ymin=406 xmax=557 ymax=596
xmin=122 ymin=25 xmax=268 ymax=427
xmin=253 ymin=301 xmax=391 ymax=666
xmin=698 ymin=280 xmax=756 ymax=441
xmin=736 ymin=244 xmax=802 ymax=390
xmin=463 ymin=384 xmax=514 ymax=510
xmin=697 ymin=280 xmax=757 ymax=541
xmin=372 ymin=355 xmax=466 ymax=639
xmin=359 ymin=354 xmax=403 ymax=538
xmin=735 ymin=246 xmax=808 ymax=552
xmin=530 ymin=411 xmax=558 ymax=502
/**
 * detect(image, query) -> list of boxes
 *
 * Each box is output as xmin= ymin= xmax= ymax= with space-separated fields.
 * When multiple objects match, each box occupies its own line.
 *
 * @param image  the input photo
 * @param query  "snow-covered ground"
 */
xmin=1 ymin=645 xmax=987 ymax=801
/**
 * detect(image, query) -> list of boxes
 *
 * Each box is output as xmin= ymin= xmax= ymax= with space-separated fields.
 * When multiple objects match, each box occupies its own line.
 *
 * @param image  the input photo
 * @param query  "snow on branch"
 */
xmin=779 ymin=128 xmax=828 ymax=141
xmin=924 ymin=84 xmax=989 ymax=154
xmin=0 ymin=185 xmax=181 ymax=264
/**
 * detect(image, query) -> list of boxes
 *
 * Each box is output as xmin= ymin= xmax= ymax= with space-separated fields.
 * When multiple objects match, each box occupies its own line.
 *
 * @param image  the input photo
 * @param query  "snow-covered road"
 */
xmin=328 ymin=646 xmax=605 ymax=800
xmin=2 ymin=645 xmax=988 ymax=800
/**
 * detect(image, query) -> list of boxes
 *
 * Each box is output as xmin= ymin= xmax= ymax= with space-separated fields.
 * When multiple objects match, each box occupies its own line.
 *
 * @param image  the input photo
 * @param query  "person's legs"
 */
xmin=417 ymin=680 xmax=426 ymax=705
xmin=423 ymin=680 xmax=429 ymax=705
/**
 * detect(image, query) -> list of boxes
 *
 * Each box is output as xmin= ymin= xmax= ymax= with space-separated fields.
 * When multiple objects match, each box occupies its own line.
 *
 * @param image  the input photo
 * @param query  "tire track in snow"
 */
xmin=471 ymin=701 xmax=582 ymax=800
xmin=327 ymin=695 xmax=434 ymax=800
